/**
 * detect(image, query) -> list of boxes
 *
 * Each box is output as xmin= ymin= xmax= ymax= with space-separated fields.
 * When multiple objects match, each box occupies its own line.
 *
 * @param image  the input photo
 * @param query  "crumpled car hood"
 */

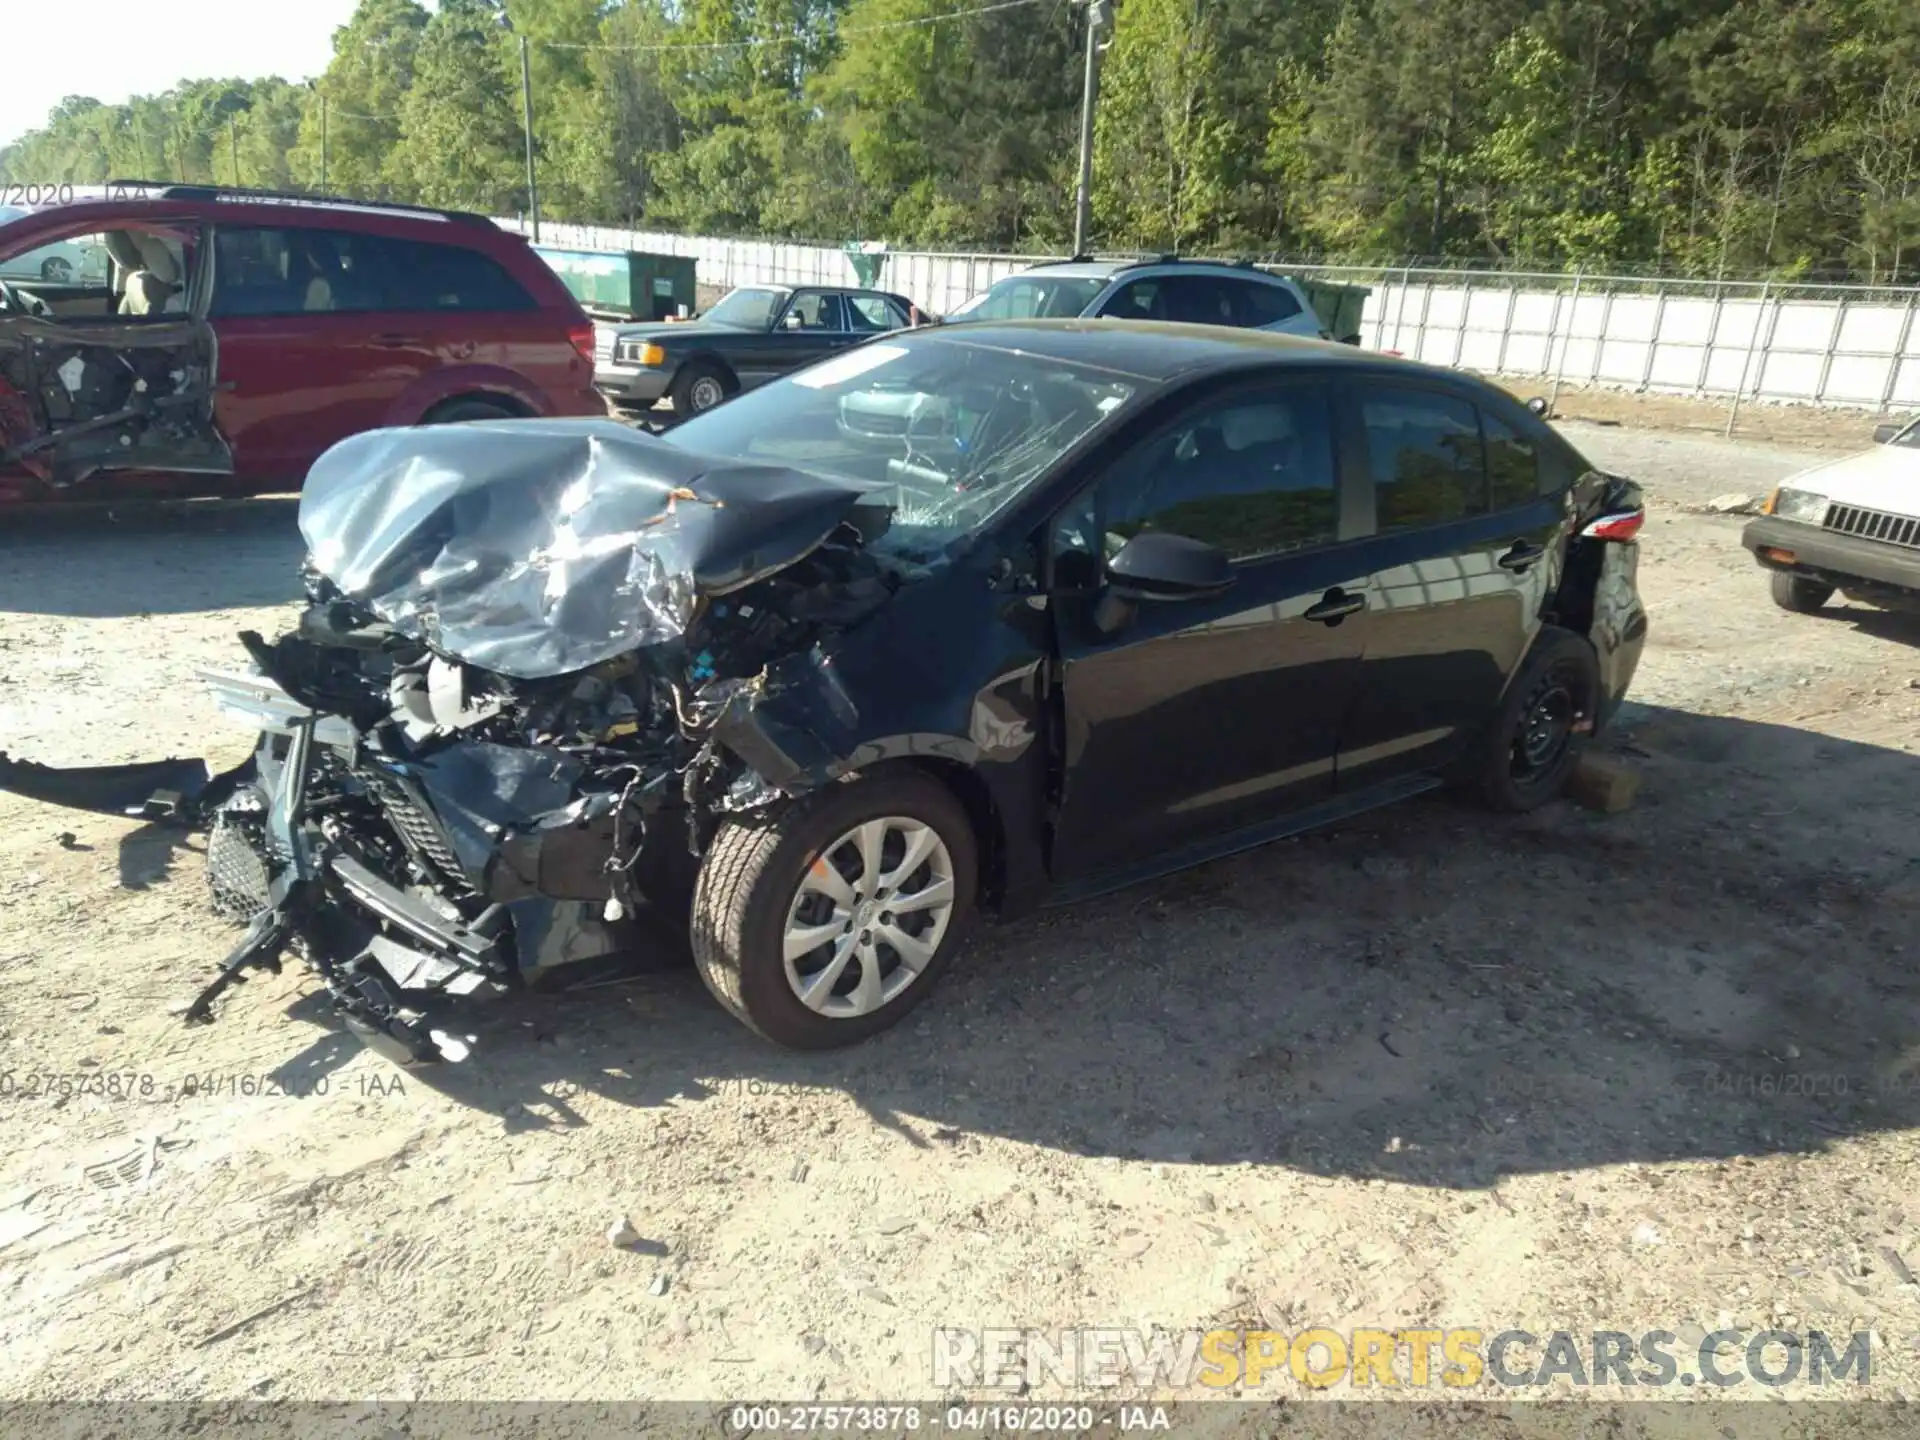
xmin=300 ymin=418 xmax=878 ymax=680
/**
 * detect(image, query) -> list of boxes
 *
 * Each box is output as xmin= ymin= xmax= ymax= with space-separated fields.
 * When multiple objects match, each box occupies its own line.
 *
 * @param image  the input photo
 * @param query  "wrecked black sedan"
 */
xmin=1 ymin=321 xmax=1647 ymax=1063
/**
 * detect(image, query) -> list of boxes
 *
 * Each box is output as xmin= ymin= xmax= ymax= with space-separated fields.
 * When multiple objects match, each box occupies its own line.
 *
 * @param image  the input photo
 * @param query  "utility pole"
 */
xmin=519 ymin=34 xmax=541 ymax=242
xmin=229 ymin=117 xmax=241 ymax=187
xmin=320 ymin=95 xmax=330 ymax=192
xmin=1072 ymin=0 xmax=1114 ymax=258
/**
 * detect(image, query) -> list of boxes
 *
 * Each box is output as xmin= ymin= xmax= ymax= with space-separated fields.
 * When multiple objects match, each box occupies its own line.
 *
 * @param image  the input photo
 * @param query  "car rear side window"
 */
xmin=787 ymin=292 xmax=845 ymax=329
xmin=374 ymin=237 xmax=537 ymax=312
xmin=1161 ymin=275 xmax=1240 ymax=326
xmin=1359 ymin=388 xmax=1487 ymax=530
xmin=1235 ymin=278 xmax=1304 ymax=326
xmin=845 ymin=294 xmax=899 ymax=332
xmin=210 ymin=226 xmax=535 ymax=317
xmin=1481 ymin=410 xmax=1539 ymax=509
xmin=1099 ymin=278 xmax=1173 ymax=321
xmin=1097 ymin=387 xmax=1339 ymax=562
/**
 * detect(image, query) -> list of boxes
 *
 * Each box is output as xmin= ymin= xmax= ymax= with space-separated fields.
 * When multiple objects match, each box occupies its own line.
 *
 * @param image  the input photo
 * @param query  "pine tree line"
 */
xmin=3 ymin=0 xmax=1917 ymax=282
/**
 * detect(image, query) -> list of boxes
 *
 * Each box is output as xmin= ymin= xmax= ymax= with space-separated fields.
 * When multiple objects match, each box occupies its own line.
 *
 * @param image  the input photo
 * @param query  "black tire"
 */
xmin=423 ymin=397 xmax=521 ymax=424
xmin=1470 ymin=626 xmax=1600 ymax=814
xmin=690 ymin=770 xmax=977 ymax=1049
xmin=670 ymin=362 xmax=732 ymax=419
xmin=1770 ymin=570 xmax=1834 ymax=614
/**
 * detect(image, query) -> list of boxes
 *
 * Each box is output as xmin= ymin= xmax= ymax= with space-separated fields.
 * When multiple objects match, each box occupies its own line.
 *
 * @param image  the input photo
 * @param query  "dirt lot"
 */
xmin=1 ymin=417 xmax=1918 ymax=1418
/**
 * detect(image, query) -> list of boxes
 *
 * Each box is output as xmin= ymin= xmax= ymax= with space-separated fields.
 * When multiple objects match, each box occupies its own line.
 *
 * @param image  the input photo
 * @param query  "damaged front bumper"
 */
xmin=182 ymin=670 xmax=669 ymax=1065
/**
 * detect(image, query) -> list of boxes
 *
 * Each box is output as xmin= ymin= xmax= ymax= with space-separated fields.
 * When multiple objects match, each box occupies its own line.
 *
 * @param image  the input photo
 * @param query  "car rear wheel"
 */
xmin=1770 ymin=571 xmax=1834 ymax=613
xmin=423 ymin=397 xmax=522 ymax=424
xmin=1469 ymin=626 xmax=1600 ymax=814
xmin=671 ymin=363 xmax=730 ymax=419
xmin=690 ymin=770 xmax=976 ymax=1049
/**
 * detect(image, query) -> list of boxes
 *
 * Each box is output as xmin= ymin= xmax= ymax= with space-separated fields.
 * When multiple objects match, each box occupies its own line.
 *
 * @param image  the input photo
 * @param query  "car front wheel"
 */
xmin=672 ymin=363 xmax=731 ymax=419
xmin=1770 ymin=571 xmax=1834 ymax=613
xmin=691 ymin=770 xmax=976 ymax=1048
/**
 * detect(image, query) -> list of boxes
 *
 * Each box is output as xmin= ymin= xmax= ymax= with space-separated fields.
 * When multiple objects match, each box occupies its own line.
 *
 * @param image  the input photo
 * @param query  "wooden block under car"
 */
xmin=1568 ymin=752 xmax=1642 ymax=813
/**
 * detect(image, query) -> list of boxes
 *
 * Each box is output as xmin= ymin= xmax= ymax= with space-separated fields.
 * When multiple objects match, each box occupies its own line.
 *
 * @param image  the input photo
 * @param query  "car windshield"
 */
xmin=1890 ymin=419 xmax=1920 ymax=449
xmin=962 ymin=275 xmax=1109 ymax=321
xmin=658 ymin=334 xmax=1137 ymax=562
xmin=703 ymin=286 xmax=790 ymax=330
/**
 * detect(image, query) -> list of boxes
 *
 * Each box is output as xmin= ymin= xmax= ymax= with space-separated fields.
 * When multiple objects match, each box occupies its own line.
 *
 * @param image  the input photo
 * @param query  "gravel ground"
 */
xmin=1 ymin=420 xmax=1918 ymax=1419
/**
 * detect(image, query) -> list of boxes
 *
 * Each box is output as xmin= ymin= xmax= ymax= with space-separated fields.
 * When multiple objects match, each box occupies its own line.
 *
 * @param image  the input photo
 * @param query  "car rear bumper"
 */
xmin=593 ymin=364 xmax=671 ymax=404
xmin=1742 ymin=515 xmax=1920 ymax=594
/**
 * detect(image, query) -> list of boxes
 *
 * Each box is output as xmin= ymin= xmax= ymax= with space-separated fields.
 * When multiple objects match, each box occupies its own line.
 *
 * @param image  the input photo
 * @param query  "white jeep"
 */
xmin=1743 ymin=416 xmax=1920 ymax=614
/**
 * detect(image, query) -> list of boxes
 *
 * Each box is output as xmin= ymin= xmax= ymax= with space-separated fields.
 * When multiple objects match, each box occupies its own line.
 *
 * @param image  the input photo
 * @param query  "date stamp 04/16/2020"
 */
xmin=0 ymin=1069 xmax=408 ymax=1103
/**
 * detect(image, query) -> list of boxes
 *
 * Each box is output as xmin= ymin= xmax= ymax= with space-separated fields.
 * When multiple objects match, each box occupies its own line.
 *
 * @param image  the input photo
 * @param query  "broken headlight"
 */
xmin=1765 ymin=487 xmax=1830 ymax=524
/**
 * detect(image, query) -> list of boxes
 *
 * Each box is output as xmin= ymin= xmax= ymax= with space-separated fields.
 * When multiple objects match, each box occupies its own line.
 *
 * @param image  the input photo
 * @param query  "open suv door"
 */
xmin=0 ymin=217 xmax=232 ymax=489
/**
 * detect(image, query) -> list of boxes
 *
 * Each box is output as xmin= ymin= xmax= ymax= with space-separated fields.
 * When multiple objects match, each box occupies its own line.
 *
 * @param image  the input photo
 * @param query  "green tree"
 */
xmin=385 ymin=0 xmax=526 ymax=213
xmin=1093 ymin=0 xmax=1239 ymax=251
xmin=294 ymin=0 xmax=429 ymax=194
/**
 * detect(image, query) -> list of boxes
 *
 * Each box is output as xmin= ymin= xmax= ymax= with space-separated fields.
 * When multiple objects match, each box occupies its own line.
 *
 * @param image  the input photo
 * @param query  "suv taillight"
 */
xmin=568 ymin=321 xmax=595 ymax=372
xmin=1581 ymin=510 xmax=1644 ymax=542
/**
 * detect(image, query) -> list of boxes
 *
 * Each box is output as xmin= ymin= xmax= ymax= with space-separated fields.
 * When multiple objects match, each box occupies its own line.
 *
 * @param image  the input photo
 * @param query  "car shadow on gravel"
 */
xmin=1822 ymin=604 xmax=1920 ymax=648
xmin=0 ymin=498 xmax=306 ymax=617
xmin=331 ymin=702 xmax=1920 ymax=1190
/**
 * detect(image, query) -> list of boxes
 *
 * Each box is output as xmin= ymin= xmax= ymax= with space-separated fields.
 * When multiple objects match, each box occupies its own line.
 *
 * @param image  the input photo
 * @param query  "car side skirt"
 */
xmin=1045 ymin=771 xmax=1443 ymax=909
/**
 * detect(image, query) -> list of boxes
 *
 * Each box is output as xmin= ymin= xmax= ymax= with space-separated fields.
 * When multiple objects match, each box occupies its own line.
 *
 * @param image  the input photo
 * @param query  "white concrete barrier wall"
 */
xmin=501 ymin=219 xmax=1920 ymax=410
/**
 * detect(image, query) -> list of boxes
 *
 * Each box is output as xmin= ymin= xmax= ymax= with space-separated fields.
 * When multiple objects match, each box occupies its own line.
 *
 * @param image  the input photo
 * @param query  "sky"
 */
xmin=1 ymin=0 xmax=367 ymax=149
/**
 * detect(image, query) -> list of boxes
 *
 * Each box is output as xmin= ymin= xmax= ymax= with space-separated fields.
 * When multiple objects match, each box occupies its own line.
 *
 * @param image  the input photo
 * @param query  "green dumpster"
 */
xmin=533 ymin=246 xmax=699 ymax=321
xmin=1287 ymin=275 xmax=1371 ymax=344
xmin=844 ymin=242 xmax=888 ymax=290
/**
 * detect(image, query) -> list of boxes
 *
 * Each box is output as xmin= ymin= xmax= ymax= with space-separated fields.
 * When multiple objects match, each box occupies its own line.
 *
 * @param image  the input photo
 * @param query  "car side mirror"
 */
xmin=1092 ymin=532 xmax=1232 ymax=634
xmin=1873 ymin=422 xmax=1902 ymax=444
xmin=784 ymin=312 xmax=805 ymax=330
xmin=1106 ymin=531 xmax=1233 ymax=601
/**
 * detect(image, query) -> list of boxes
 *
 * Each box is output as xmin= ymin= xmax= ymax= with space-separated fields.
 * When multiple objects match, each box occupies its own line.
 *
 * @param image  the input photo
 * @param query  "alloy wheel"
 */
xmin=781 ymin=816 xmax=957 ymax=1019
xmin=689 ymin=375 xmax=725 ymax=411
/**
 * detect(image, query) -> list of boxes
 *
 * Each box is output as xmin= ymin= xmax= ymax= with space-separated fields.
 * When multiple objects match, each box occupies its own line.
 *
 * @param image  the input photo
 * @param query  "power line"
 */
xmin=534 ymin=0 xmax=1045 ymax=54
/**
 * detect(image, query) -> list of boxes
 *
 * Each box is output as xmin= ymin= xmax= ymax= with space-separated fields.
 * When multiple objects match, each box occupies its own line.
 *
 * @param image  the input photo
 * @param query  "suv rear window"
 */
xmin=210 ymin=226 xmax=536 ymax=317
xmin=1236 ymin=278 xmax=1304 ymax=325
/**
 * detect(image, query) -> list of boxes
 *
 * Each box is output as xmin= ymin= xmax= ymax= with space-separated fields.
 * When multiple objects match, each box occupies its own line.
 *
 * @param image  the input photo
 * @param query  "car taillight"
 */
xmin=1581 ymin=510 xmax=1644 ymax=542
xmin=568 ymin=322 xmax=595 ymax=370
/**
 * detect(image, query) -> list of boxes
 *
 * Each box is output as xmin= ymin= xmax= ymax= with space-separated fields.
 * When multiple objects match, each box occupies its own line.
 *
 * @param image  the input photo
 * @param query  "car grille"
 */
xmin=356 ymin=767 xmax=476 ymax=897
xmin=592 ymin=325 xmax=617 ymax=364
xmin=1823 ymin=503 xmax=1920 ymax=551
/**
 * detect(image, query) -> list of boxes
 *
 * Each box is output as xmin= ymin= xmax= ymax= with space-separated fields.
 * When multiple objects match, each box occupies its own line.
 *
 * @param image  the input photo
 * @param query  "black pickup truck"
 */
xmin=594 ymin=284 xmax=923 ymax=418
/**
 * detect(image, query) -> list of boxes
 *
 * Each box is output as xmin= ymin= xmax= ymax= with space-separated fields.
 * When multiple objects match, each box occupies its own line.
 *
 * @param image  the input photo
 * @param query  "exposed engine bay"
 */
xmin=12 ymin=420 xmax=911 ymax=1064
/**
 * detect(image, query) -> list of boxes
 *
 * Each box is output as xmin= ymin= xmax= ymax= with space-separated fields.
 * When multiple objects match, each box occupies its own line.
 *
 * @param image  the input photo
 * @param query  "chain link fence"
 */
xmin=505 ymin=220 xmax=1920 ymax=425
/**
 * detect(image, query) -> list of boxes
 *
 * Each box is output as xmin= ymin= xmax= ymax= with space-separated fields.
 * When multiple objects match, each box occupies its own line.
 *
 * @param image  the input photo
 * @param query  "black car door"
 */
xmin=1047 ymin=378 xmax=1374 ymax=884
xmin=766 ymin=290 xmax=850 ymax=373
xmin=1332 ymin=383 xmax=1570 ymax=793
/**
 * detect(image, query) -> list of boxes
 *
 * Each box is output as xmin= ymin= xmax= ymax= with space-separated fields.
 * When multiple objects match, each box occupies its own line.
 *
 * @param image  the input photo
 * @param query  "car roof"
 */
xmin=1000 ymin=260 xmax=1302 ymax=286
xmin=920 ymin=318 xmax=1460 ymax=386
xmin=0 ymin=192 xmax=499 ymax=239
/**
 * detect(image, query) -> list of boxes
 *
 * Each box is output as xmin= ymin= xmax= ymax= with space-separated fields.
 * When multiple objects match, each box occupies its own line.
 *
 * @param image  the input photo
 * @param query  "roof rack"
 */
xmin=99 ymin=181 xmax=495 ymax=226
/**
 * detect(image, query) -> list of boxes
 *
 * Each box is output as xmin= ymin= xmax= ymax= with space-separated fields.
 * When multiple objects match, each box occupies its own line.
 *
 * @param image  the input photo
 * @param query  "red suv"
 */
xmin=0 ymin=184 xmax=604 ymax=502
